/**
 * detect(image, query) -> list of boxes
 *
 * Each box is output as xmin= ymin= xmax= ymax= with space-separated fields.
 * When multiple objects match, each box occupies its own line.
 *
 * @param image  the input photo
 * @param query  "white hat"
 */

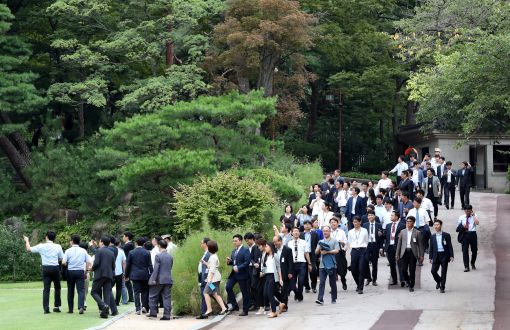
xmin=434 ymin=148 xmax=441 ymax=153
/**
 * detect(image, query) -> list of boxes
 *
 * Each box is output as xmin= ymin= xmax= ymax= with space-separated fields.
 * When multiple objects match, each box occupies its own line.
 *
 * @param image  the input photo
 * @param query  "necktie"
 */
xmin=465 ymin=217 xmax=470 ymax=230
xmin=294 ymin=241 xmax=298 ymax=262
xmin=415 ymin=209 xmax=420 ymax=227
xmin=391 ymin=222 xmax=396 ymax=240
xmin=371 ymin=224 xmax=374 ymax=242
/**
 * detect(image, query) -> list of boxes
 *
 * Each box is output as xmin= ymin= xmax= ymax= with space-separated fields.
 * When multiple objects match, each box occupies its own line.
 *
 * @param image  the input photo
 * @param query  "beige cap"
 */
xmin=434 ymin=148 xmax=441 ymax=153
xmin=161 ymin=234 xmax=172 ymax=240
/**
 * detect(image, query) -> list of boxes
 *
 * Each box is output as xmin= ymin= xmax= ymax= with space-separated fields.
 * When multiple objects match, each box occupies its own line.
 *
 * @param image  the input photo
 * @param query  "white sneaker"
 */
xmin=255 ymin=308 xmax=264 ymax=315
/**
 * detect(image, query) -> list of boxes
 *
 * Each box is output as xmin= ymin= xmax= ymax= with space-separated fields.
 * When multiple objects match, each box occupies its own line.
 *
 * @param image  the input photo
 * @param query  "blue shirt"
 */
xmin=31 ymin=241 xmax=64 ymax=266
xmin=115 ymin=248 xmax=126 ymax=275
xmin=63 ymin=245 xmax=90 ymax=271
xmin=435 ymin=233 xmax=444 ymax=252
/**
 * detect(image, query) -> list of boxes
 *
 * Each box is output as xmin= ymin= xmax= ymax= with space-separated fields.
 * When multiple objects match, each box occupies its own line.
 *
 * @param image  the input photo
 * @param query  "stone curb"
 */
xmin=85 ymin=307 xmax=135 ymax=330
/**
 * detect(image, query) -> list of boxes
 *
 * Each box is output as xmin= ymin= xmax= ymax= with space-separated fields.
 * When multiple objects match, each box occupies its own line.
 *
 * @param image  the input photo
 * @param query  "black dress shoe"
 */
xmin=248 ymin=306 xmax=257 ymax=312
xmin=445 ymin=205 xmax=449 ymax=210
xmin=111 ymin=311 xmax=119 ymax=316
xmin=471 ymin=264 xmax=476 ymax=270
xmin=79 ymin=308 xmax=84 ymax=314
xmin=44 ymin=310 xmax=50 ymax=314
xmin=53 ymin=307 xmax=61 ymax=313
xmin=440 ymin=289 xmax=445 ymax=293
xmin=196 ymin=315 xmax=208 ymax=319
xmin=67 ymin=311 xmax=73 ymax=314
xmin=365 ymin=279 xmax=372 ymax=286
xmin=464 ymin=268 xmax=470 ymax=272
xmin=409 ymin=287 xmax=414 ymax=292
xmin=239 ymin=312 xmax=248 ymax=316
xmin=342 ymin=283 xmax=347 ymax=290
xmin=389 ymin=281 xmax=397 ymax=286
xmin=436 ymin=283 xmax=440 ymax=290
xmin=372 ymin=281 xmax=378 ymax=286
xmin=401 ymin=282 xmax=405 ymax=288
xmin=160 ymin=317 xmax=170 ymax=320
xmin=227 ymin=306 xmax=239 ymax=312
xmin=312 ymin=289 xmax=317 ymax=293
xmin=146 ymin=314 xmax=157 ymax=318
xmin=83 ymin=306 xmax=87 ymax=311
xmin=100 ymin=305 xmax=109 ymax=318
xmin=358 ymin=290 xmax=363 ymax=294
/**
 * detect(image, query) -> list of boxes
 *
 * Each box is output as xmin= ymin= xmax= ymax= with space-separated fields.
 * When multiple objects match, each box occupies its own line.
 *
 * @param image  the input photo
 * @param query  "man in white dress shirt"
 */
xmin=348 ymin=216 xmax=369 ymax=294
xmin=406 ymin=197 xmax=431 ymax=263
xmin=457 ymin=205 xmax=479 ymax=272
xmin=389 ymin=156 xmax=409 ymax=185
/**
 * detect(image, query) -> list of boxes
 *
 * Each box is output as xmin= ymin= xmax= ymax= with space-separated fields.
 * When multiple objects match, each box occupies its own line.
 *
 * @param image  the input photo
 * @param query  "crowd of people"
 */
xmin=22 ymin=148 xmax=481 ymax=322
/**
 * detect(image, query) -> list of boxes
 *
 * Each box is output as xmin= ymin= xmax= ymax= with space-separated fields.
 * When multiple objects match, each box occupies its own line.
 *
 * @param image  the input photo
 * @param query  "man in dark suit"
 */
xmin=398 ymin=170 xmax=414 ymax=201
xmin=125 ymin=237 xmax=153 ymax=314
xmin=429 ymin=220 xmax=454 ymax=293
xmin=244 ymin=233 xmax=261 ymax=311
xmin=361 ymin=205 xmax=381 ymax=225
xmin=106 ymin=237 xmax=119 ymax=316
xmin=300 ymin=221 xmax=319 ymax=293
xmin=91 ymin=236 xmax=116 ymax=318
xmin=363 ymin=211 xmax=384 ymax=286
xmin=196 ymin=237 xmax=210 ymax=319
xmin=147 ymin=240 xmax=173 ymax=320
xmin=346 ymin=187 xmax=365 ymax=229
xmin=384 ymin=211 xmax=406 ymax=285
xmin=122 ymin=232 xmax=135 ymax=302
xmin=273 ymin=235 xmax=293 ymax=312
xmin=225 ymin=234 xmax=251 ymax=316
xmin=456 ymin=161 xmax=473 ymax=209
xmin=396 ymin=216 xmax=424 ymax=292
xmin=442 ymin=161 xmax=457 ymax=209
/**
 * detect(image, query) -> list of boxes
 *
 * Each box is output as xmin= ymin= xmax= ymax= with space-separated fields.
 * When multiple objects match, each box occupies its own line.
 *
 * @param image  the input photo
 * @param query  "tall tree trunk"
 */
xmin=166 ymin=21 xmax=174 ymax=66
xmin=0 ymin=112 xmax=31 ymax=163
xmin=306 ymin=80 xmax=319 ymax=142
xmin=406 ymin=100 xmax=417 ymax=125
xmin=257 ymin=53 xmax=278 ymax=97
xmin=0 ymin=136 xmax=32 ymax=188
xmin=78 ymin=101 xmax=85 ymax=139
xmin=379 ymin=115 xmax=384 ymax=150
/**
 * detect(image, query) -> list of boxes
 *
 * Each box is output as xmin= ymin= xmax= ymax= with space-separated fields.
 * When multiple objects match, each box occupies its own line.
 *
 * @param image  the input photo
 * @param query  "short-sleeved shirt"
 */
xmin=287 ymin=239 xmax=307 ymax=263
xmin=115 ymin=248 xmax=126 ymax=276
xmin=318 ymin=238 xmax=340 ymax=269
xmin=31 ymin=241 xmax=64 ymax=266
xmin=63 ymin=245 xmax=90 ymax=271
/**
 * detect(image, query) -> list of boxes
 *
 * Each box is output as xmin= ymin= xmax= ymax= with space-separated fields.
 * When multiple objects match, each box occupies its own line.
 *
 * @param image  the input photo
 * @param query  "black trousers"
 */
xmin=444 ymin=182 xmax=455 ymax=207
xmin=114 ymin=274 xmax=123 ymax=305
xmin=291 ymin=262 xmax=306 ymax=300
xmin=226 ymin=277 xmax=250 ymax=313
xmin=67 ymin=270 xmax=85 ymax=311
xmin=386 ymin=245 xmax=398 ymax=283
xmin=249 ymin=267 xmax=260 ymax=308
xmin=276 ymin=279 xmax=290 ymax=308
xmin=263 ymin=274 xmax=277 ymax=313
xmin=125 ymin=279 xmax=134 ymax=301
xmin=460 ymin=185 xmax=471 ymax=208
xmin=350 ymin=248 xmax=367 ymax=290
xmin=401 ymin=249 xmax=417 ymax=288
xmin=365 ymin=243 xmax=379 ymax=282
xmin=91 ymin=277 xmax=112 ymax=310
xmin=304 ymin=259 xmax=318 ymax=291
xmin=132 ymin=280 xmax=149 ymax=312
xmin=42 ymin=265 xmax=61 ymax=312
xmin=431 ymin=252 xmax=449 ymax=289
xmin=462 ymin=232 xmax=478 ymax=268
xmin=335 ymin=250 xmax=348 ymax=285
xmin=428 ymin=194 xmax=439 ymax=218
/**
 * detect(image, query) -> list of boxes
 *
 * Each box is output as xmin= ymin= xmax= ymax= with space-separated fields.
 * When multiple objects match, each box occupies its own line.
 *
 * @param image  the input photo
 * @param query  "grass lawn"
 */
xmin=0 ymin=282 xmax=132 ymax=330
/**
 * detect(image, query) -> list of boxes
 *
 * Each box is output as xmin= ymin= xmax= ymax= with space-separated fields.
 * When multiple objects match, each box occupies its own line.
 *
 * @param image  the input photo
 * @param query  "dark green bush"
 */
xmin=236 ymin=168 xmax=302 ymax=202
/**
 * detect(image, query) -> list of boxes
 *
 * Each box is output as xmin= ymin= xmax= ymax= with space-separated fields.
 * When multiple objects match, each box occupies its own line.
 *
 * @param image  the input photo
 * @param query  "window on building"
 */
xmin=421 ymin=147 xmax=429 ymax=160
xmin=493 ymin=145 xmax=510 ymax=172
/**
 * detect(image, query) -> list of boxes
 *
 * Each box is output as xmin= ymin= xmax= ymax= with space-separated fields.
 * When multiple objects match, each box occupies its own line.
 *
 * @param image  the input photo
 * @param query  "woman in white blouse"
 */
xmin=260 ymin=240 xmax=284 ymax=318
xmin=317 ymin=202 xmax=334 ymax=228
xmin=201 ymin=240 xmax=227 ymax=317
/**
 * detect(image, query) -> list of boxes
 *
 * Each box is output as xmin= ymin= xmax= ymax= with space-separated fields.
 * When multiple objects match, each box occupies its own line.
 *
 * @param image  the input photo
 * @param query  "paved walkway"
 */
xmin=104 ymin=192 xmax=507 ymax=330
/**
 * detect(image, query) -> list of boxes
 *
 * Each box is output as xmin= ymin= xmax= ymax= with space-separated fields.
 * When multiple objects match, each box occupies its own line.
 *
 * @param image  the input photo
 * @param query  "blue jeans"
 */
xmin=317 ymin=268 xmax=337 ymax=301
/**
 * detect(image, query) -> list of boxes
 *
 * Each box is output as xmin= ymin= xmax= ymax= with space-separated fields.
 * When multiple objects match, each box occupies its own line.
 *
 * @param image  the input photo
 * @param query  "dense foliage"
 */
xmin=0 ymin=0 xmax=508 ymax=281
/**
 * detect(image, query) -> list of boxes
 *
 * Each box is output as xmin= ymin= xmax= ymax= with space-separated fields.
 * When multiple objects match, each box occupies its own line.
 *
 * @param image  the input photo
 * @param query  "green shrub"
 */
xmin=236 ymin=168 xmax=302 ymax=203
xmin=174 ymin=171 xmax=275 ymax=235
xmin=341 ymin=171 xmax=397 ymax=182
xmin=0 ymin=222 xmax=40 ymax=282
xmin=172 ymin=229 xmax=242 ymax=315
